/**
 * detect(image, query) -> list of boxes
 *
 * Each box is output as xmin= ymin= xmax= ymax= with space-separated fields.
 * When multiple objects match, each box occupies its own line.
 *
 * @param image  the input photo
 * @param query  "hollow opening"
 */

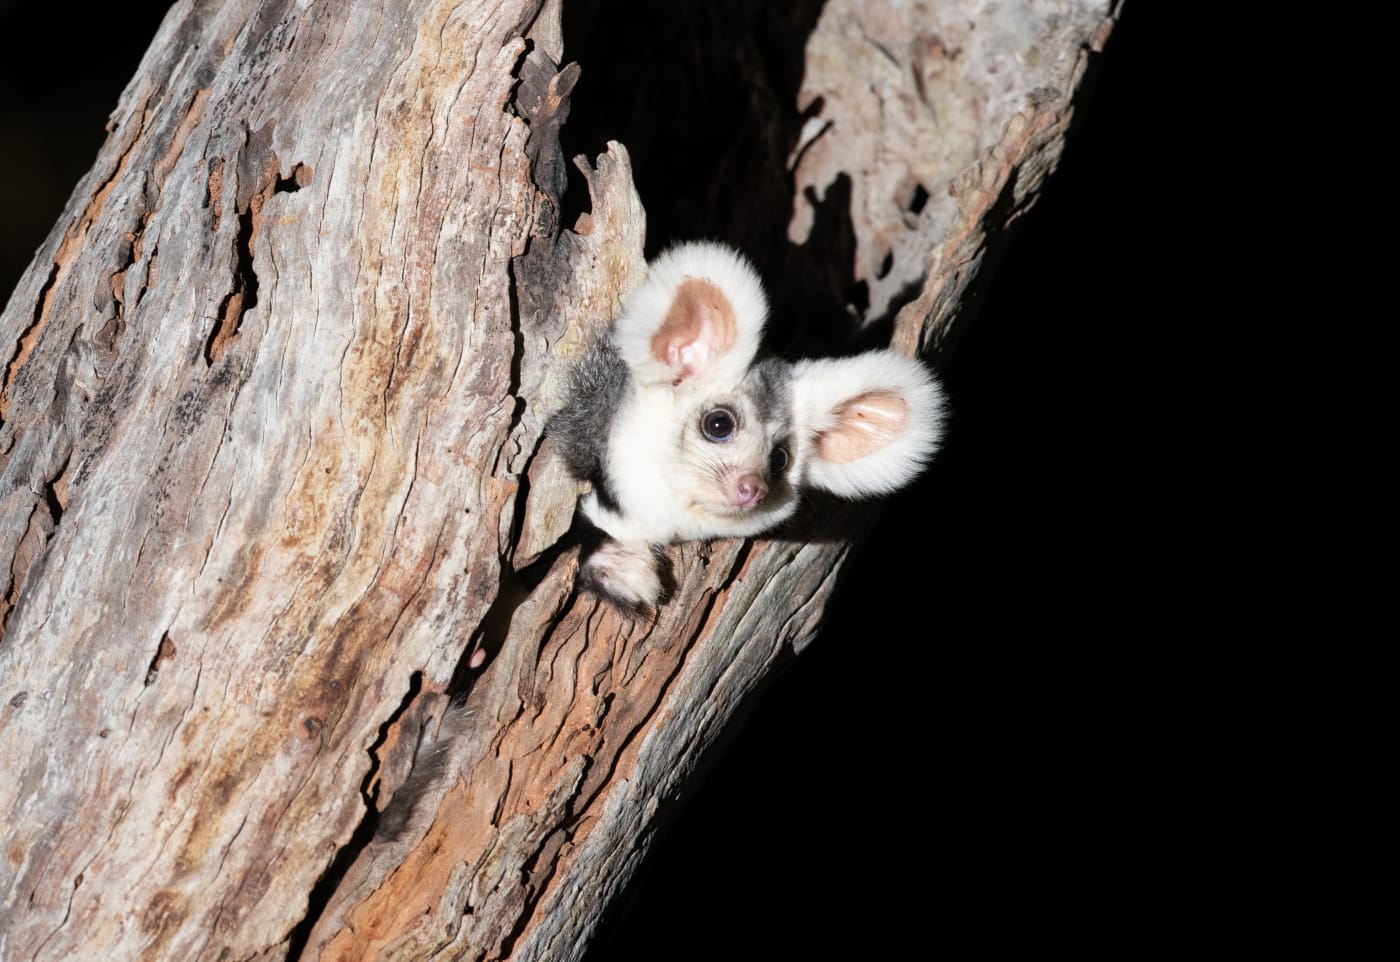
xmin=558 ymin=0 xmax=844 ymax=351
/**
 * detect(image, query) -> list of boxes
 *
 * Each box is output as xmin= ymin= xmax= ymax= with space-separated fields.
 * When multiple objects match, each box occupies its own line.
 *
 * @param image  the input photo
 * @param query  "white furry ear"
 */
xmin=791 ymin=351 xmax=945 ymax=498
xmin=613 ymin=241 xmax=768 ymax=388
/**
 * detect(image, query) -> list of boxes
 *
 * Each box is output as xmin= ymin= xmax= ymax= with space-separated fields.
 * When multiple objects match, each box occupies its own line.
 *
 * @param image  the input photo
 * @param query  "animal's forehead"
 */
xmin=741 ymin=357 xmax=791 ymax=413
xmin=687 ymin=362 xmax=790 ymax=423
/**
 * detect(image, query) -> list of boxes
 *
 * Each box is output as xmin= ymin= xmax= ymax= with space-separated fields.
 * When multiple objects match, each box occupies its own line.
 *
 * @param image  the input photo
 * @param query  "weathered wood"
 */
xmin=0 ymin=1 xmax=1118 ymax=959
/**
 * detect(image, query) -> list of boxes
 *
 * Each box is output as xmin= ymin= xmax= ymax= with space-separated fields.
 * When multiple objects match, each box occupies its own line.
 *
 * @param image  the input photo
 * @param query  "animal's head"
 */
xmin=614 ymin=242 xmax=945 ymax=540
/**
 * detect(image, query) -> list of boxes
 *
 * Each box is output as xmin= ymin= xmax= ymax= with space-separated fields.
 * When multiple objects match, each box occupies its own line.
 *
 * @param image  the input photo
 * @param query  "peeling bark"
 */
xmin=0 ymin=1 xmax=1119 ymax=959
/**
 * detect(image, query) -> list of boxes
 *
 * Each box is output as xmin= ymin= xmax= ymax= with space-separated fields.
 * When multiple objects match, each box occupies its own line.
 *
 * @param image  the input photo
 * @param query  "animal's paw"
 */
xmin=580 ymin=539 xmax=666 ymax=610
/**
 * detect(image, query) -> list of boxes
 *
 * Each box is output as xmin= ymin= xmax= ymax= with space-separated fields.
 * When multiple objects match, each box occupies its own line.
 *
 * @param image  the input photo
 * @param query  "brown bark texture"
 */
xmin=0 ymin=1 xmax=1118 ymax=959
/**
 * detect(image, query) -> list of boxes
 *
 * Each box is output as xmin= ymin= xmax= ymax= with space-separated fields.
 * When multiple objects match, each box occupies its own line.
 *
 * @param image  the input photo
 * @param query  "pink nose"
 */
xmin=732 ymin=473 xmax=768 ymax=508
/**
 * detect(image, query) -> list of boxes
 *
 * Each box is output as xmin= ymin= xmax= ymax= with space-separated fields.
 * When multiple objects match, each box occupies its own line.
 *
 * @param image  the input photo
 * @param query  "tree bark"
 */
xmin=0 ymin=1 xmax=1118 ymax=959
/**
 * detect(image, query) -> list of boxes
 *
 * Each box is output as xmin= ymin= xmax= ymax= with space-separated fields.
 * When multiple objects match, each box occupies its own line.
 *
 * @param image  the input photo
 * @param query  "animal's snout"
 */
xmin=730 ymin=473 xmax=768 ymax=509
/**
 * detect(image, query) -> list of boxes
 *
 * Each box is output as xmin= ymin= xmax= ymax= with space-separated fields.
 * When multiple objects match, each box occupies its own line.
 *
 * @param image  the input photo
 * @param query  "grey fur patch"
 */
xmin=744 ymin=355 xmax=789 ymax=434
xmin=548 ymin=333 xmax=630 ymax=510
xmin=744 ymin=357 xmax=793 ymax=429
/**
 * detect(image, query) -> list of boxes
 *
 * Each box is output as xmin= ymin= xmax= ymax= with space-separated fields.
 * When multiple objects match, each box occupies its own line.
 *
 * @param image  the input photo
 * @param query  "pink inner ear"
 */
xmin=650 ymin=279 xmax=737 ymax=381
xmin=815 ymin=390 xmax=910 ymax=463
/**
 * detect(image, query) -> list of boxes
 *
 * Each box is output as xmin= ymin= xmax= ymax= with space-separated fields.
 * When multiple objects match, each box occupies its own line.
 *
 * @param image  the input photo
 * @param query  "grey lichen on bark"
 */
xmin=0 ymin=1 xmax=1119 ymax=960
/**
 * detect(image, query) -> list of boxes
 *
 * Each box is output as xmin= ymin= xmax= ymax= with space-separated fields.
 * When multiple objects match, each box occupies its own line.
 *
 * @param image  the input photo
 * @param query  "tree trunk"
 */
xmin=0 ymin=1 xmax=1118 ymax=959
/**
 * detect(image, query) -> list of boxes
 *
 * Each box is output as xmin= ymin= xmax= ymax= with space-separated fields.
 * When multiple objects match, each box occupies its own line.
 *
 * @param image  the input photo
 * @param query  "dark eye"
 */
xmin=700 ymin=408 xmax=737 ymax=442
xmin=770 ymin=445 xmax=789 ymax=476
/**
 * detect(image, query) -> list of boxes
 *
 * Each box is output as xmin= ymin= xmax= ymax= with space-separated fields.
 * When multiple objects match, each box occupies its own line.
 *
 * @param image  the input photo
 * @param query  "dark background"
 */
xmin=1 ymin=3 xmax=1382 ymax=957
